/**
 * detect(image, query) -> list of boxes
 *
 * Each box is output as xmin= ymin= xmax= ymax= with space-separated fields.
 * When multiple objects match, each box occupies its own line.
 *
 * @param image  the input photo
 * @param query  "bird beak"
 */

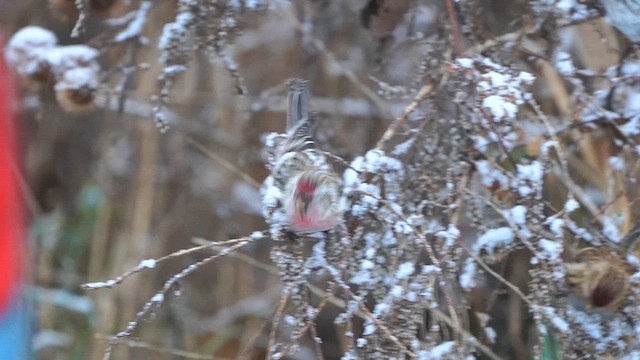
xmin=295 ymin=194 xmax=312 ymax=216
xmin=295 ymin=197 xmax=305 ymax=215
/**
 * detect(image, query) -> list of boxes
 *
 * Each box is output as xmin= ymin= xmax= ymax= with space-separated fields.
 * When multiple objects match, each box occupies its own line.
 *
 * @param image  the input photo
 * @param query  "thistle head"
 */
xmin=565 ymin=247 xmax=632 ymax=312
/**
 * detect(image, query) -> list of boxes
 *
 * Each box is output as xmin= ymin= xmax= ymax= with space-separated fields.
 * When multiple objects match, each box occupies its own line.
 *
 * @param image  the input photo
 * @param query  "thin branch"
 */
xmin=83 ymin=235 xmax=259 ymax=290
xmin=274 ymin=283 xmax=336 ymax=359
xmin=185 ymin=136 xmax=262 ymax=189
xmin=95 ymin=334 xmax=218 ymax=360
xmin=444 ymin=0 xmax=463 ymax=57
xmin=323 ymin=265 xmax=418 ymax=358
xmin=102 ymin=238 xmax=253 ymax=359
xmin=274 ymin=0 xmax=395 ymax=120
xmin=375 ymin=84 xmax=433 ymax=150
xmin=266 ymin=288 xmax=290 ymax=360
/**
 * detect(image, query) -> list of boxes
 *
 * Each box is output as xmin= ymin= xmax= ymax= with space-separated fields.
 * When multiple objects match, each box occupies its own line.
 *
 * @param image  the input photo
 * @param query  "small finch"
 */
xmin=565 ymin=246 xmax=632 ymax=312
xmin=269 ymin=79 xmax=343 ymax=234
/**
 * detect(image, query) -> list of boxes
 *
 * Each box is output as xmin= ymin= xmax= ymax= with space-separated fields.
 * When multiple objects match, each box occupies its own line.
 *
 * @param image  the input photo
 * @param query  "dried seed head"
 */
xmin=5 ymin=26 xmax=58 ymax=86
xmin=565 ymin=247 xmax=632 ymax=312
xmin=54 ymin=68 xmax=99 ymax=114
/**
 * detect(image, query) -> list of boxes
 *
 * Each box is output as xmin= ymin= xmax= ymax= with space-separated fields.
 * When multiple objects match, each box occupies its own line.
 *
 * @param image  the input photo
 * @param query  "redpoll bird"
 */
xmin=600 ymin=0 xmax=640 ymax=43
xmin=565 ymin=246 xmax=632 ymax=312
xmin=268 ymin=79 xmax=343 ymax=234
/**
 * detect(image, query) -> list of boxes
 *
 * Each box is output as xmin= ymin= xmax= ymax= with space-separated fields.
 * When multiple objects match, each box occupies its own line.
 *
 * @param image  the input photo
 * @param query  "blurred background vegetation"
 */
xmin=1 ymin=0 xmax=638 ymax=359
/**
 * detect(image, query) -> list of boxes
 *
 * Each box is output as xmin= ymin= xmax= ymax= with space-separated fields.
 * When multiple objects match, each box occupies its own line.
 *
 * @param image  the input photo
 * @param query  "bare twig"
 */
xmin=274 ymin=0 xmax=394 ymax=119
xmin=102 ymin=238 xmax=254 ymax=359
xmin=83 ymin=235 xmax=258 ymax=290
xmin=444 ymin=0 xmax=463 ymax=57
xmin=375 ymin=84 xmax=433 ymax=150
xmin=266 ymin=289 xmax=290 ymax=360
xmin=95 ymin=334 xmax=218 ymax=360
xmin=186 ymin=136 xmax=262 ymax=189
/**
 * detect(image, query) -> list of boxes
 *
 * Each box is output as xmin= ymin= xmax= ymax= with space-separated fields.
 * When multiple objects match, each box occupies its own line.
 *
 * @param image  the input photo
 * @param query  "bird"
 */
xmin=267 ymin=79 xmax=343 ymax=234
xmin=565 ymin=246 xmax=633 ymax=312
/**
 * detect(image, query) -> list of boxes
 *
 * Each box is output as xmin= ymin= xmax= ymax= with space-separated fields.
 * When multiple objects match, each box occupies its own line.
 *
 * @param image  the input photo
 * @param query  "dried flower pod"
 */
xmin=44 ymin=45 xmax=100 ymax=77
xmin=4 ymin=26 xmax=58 ymax=86
xmin=565 ymin=247 xmax=632 ymax=312
xmin=54 ymin=67 xmax=99 ymax=114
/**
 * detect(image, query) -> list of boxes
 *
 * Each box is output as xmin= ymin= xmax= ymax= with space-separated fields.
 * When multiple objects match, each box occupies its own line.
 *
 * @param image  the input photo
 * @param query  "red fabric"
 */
xmin=0 ymin=41 xmax=23 ymax=313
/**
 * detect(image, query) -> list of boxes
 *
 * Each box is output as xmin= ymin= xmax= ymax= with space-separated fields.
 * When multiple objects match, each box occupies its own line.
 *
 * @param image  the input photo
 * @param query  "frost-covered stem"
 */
xmin=357 ymin=190 xmax=442 ymax=269
xmin=274 ymin=283 xmax=336 ymax=360
xmin=375 ymin=84 xmax=433 ymax=150
xmin=461 ymin=239 xmax=533 ymax=307
xmin=186 ymin=136 xmax=262 ymax=189
xmin=71 ymin=0 xmax=89 ymax=37
xmin=528 ymin=97 xmax=607 ymax=226
xmin=324 ymin=265 xmax=418 ymax=358
xmin=528 ymin=98 xmax=569 ymax=174
xmin=429 ymin=308 xmax=503 ymax=360
xmin=101 ymin=240 xmax=251 ymax=359
xmin=449 ymin=166 xmax=471 ymax=225
xmin=309 ymin=280 xmax=502 ymax=360
xmin=83 ymin=235 xmax=257 ymax=290
xmin=113 ymin=22 xmax=147 ymax=120
xmin=551 ymin=164 xmax=601 ymax=220
xmin=267 ymin=288 xmax=290 ymax=359
xmin=114 ymin=1 xmax=153 ymax=43
xmin=592 ymin=189 xmax=625 ymax=221
xmin=444 ymin=0 xmax=463 ymax=57
xmin=309 ymin=324 xmax=325 ymax=360
xmin=191 ymin=238 xmax=279 ymax=275
xmin=274 ymin=0 xmax=393 ymax=118
xmin=94 ymin=334 xmax=211 ymax=359
xmin=221 ymin=52 xmax=247 ymax=95
xmin=464 ymin=189 xmax=543 ymax=259
xmin=356 ymin=188 xmax=463 ymax=337
xmin=483 ymin=109 xmax=518 ymax=169
xmin=237 ymin=311 xmax=272 ymax=359
xmin=463 ymin=31 xmax=522 ymax=57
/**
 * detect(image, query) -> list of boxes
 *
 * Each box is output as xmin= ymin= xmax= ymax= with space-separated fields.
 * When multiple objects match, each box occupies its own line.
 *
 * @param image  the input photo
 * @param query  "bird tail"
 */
xmin=284 ymin=79 xmax=316 ymax=152
xmin=286 ymin=78 xmax=310 ymax=130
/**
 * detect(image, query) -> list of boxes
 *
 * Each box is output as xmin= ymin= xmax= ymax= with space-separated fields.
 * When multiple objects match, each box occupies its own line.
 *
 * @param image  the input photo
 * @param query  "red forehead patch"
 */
xmin=296 ymin=176 xmax=316 ymax=195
